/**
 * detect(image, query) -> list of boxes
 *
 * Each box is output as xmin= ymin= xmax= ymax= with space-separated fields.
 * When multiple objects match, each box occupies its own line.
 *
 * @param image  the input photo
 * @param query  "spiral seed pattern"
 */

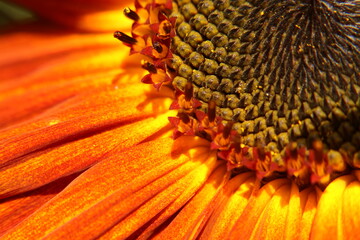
xmin=170 ymin=0 xmax=360 ymax=157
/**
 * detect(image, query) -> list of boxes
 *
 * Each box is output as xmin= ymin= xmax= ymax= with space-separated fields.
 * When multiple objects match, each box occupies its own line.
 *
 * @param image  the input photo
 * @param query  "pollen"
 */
xmin=116 ymin=0 xmax=360 ymax=188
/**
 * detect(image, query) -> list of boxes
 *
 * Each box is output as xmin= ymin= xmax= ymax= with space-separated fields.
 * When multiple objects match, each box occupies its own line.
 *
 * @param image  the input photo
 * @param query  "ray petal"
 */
xmin=342 ymin=178 xmax=360 ymax=240
xmin=0 ymin=84 xmax=171 ymax=164
xmin=0 ymin=27 xmax=135 ymax=127
xmin=142 ymin=164 xmax=231 ymax=240
xmin=299 ymin=187 xmax=322 ymax=240
xmin=310 ymin=174 xmax=356 ymax=240
xmin=228 ymin=178 xmax=290 ymax=240
xmin=243 ymin=181 xmax=301 ymax=240
xmin=200 ymin=172 xmax=255 ymax=240
xmin=0 ymin=109 xmax=173 ymax=199
xmin=98 ymin=151 xmax=219 ymax=239
xmin=0 ymin=173 xmax=80 ymax=235
xmin=0 ymin=136 xmax=212 ymax=239
xmin=8 ymin=0 xmax=133 ymax=32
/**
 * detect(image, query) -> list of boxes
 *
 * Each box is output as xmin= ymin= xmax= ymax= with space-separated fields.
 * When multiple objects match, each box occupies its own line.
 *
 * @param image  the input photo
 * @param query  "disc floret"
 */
xmin=115 ymin=0 xmax=360 ymax=188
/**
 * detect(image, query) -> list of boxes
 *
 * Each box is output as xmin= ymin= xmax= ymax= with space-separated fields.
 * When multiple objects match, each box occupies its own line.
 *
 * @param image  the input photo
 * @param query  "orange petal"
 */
xmin=0 ymin=53 xmax=145 ymax=127
xmin=0 ymin=109 xmax=173 ymax=199
xmin=0 ymin=172 xmax=80 ymax=235
xmin=342 ymin=179 xmax=360 ymax=240
xmin=98 ymin=151 xmax=219 ymax=239
xmin=284 ymin=182 xmax=302 ymax=239
xmin=299 ymin=187 xmax=322 ymax=240
xmin=243 ymin=182 xmax=300 ymax=240
xmin=0 ymin=25 xmax=120 ymax=70
xmin=9 ymin=0 xmax=134 ymax=32
xmin=0 ymin=46 xmax=139 ymax=127
xmin=140 ymin=164 xmax=230 ymax=240
xmin=310 ymin=174 xmax=356 ymax=240
xmin=0 ymin=136 xmax=212 ymax=239
xmin=228 ymin=178 xmax=290 ymax=239
xmin=10 ymin=0 xmax=133 ymax=13
xmin=199 ymin=172 xmax=255 ymax=240
xmin=0 ymin=84 xmax=170 ymax=164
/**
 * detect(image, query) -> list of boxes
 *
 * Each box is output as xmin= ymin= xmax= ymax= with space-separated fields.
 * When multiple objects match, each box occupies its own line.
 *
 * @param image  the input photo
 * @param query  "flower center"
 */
xmin=115 ymin=0 xmax=360 ymax=188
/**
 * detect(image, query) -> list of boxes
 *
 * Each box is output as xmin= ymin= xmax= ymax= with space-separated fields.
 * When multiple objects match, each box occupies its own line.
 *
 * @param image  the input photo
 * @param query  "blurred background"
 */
xmin=0 ymin=1 xmax=35 ymax=28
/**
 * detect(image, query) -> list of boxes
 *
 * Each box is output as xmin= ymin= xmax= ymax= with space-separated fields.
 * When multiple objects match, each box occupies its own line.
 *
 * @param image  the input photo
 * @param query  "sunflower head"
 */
xmin=115 ymin=0 xmax=360 ymax=188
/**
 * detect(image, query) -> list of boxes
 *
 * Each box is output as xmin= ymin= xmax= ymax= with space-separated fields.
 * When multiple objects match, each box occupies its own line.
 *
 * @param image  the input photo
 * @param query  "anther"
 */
xmin=223 ymin=121 xmax=234 ymax=139
xmin=114 ymin=31 xmax=137 ymax=45
xmin=234 ymin=142 xmax=242 ymax=154
xmin=256 ymin=146 xmax=266 ymax=161
xmin=141 ymin=61 xmax=157 ymax=74
xmin=124 ymin=7 xmax=140 ymax=21
xmin=184 ymin=80 xmax=194 ymax=102
xmin=208 ymin=100 xmax=217 ymax=122
xmin=178 ymin=112 xmax=191 ymax=124
xmin=288 ymin=142 xmax=298 ymax=158
xmin=162 ymin=22 xmax=172 ymax=34
xmin=311 ymin=139 xmax=325 ymax=164
xmin=153 ymin=41 xmax=163 ymax=53
xmin=133 ymin=0 xmax=360 ymax=187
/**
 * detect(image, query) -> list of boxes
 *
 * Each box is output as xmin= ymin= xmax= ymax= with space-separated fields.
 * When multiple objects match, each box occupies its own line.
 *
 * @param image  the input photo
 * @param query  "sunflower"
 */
xmin=0 ymin=0 xmax=359 ymax=239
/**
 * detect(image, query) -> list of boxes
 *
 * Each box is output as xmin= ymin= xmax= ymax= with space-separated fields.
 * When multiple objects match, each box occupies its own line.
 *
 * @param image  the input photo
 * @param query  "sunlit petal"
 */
xmin=310 ymin=174 xmax=356 ymax=240
xmin=299 ymin=187 xmax=322 ymax=240
xmin=228 ymin=179 xmax=290 ymax=239
xmin=342 ymin=174 xmax=360 ymax=240
xmin=148 ymin=164 xmax=231 ymax=240
xmin=0 ymin=136 xmax=213 ymax=239
xmin=0 ymin=0 xmax=359 ymax=239
xmin=199 ymin=172 xmax=255 ymax=240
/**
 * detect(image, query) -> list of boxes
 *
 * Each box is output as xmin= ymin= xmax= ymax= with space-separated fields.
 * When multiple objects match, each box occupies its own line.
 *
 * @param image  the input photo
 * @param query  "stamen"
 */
xmin=142 ymin=61 xmax=157 ymax=74
xmin=178 ymin=112 xmax=190 ymax=124
xmin=207 ymin=100 xmax=216 ymax=123
xmin=117 ymin=0 xmax=360 ymax=188
xmin=124 ymin=7 xmax=139 ymax=21
xmin=311 ymin=140 xmax=325 ymax=164
xmin=153 ymin=41 xmax=163 ymax=53
xmin=223 ymin=121 xmax=234 ymax=139
xmin=161 ymin=22 xmax=172 ymax=35
xmin=184 ymin=80 xmax=193 ymax=102
xmin=114 ymin=31 xmax=137 ymax=45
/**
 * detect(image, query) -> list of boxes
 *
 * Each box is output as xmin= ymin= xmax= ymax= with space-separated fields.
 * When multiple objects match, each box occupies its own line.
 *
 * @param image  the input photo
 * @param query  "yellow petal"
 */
xmin=342 ymin=179 xmax=360 ymax=240
xmin=299 ymin=187 xmax=322 ymax=240
xmin=200 ymin=172 xmax=255 ymax=240
xmin=243 ymin=182 xmax=300 ymax=240
xmin=98 ymin=150 xmax=219 ymax=239
xmin=228 ymin=178 xmax=290 ymax=239
xmin=146 ymin=164 xmax=230 ymax=240
xmin=310 ymin=174 xmax=356 ymax=240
